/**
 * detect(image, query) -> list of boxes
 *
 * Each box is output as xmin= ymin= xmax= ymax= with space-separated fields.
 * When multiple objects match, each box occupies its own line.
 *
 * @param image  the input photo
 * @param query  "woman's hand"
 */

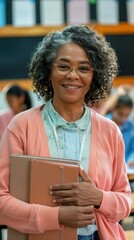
xmin=50 ymin=167 xmax=103 ymax=207
xmin=59 ymin=205 xmax=94 ymax=228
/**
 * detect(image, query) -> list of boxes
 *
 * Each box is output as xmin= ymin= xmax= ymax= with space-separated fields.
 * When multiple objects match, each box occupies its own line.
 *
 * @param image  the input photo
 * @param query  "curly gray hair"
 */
xmin=29 ymin=25 xmax=118 ymax=105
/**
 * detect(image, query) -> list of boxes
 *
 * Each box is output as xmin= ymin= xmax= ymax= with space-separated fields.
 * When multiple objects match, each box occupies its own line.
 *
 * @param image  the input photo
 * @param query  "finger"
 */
xmin=77 ymin=219 xmax=95 ymax=228
xmin=50 ymin=183 xmax=75 ymax=191
xmin=50 ymin=189 xmax=74 ymax=197
xmin=76 ymin=214 xmax=95 ymax=228
xmin=81 ymin=213 xmax=95 ymax=221
xmin=79 ymin=167 xmax=93 ymax=183
xmin=53 ymin=197 xmax=74 ymax=205
xmin=62 ymin=202 xmax=75 ymax=206
xmin=82 ymin=205 xmax=94 ymax=214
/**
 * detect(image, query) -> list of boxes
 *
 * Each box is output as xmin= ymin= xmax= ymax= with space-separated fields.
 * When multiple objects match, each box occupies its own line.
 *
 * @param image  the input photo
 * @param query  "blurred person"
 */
xmin=0 ymin=84 xmax=32 ymax=139
xmin=0 ymin=25 xmax=131 ymax=240
xmin=91 ymin=84 xmax=132 ymax=116
xmin=106 ymin=94 xmax=134 ymax=164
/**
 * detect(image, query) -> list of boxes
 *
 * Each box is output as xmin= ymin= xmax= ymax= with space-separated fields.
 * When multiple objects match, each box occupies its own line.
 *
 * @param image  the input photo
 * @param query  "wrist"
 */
xmin=94 ymin=189 xmax=103 ymax=208
xmin=58 ymin=206 xmax=66 ymax=225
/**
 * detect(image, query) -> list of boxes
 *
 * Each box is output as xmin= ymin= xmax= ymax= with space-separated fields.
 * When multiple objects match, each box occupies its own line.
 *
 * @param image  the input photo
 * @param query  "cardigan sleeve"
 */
xmin=97 ymin=135 xmax=132 ymax=223
xmin=0 ymin=127 xmax=61 ymax=234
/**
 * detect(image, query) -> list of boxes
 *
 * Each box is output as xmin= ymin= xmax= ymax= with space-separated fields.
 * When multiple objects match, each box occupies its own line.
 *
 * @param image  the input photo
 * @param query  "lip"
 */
xmin=62 ymin=84 xmax=82 ymax=89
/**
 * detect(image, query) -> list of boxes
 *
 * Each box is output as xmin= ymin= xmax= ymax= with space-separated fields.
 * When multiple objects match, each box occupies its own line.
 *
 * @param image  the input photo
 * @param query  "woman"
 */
xmin=0 ymin=84 xmax=32 ymax=139
xmin=0 ymin=25 xmax=131 ymax=240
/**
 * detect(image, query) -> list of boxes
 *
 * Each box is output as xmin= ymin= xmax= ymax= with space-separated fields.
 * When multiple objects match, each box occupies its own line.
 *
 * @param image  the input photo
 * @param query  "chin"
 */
xmin=62 ymin=97 xmax=84 ymax=104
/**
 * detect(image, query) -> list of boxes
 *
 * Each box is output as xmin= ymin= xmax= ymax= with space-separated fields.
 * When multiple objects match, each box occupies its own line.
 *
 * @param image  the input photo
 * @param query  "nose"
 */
xmin=66 ymin=67 xmax=79 ymax=79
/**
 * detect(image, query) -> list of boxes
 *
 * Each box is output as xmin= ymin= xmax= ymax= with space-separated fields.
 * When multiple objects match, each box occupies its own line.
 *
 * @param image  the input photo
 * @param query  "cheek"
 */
xmin=83 ymin=78 xmax=93 ymax=90
xmin=83 ymin=73 xmax=93 ymax=85
xmin=50 ymin=75 xmax=64 ymax=89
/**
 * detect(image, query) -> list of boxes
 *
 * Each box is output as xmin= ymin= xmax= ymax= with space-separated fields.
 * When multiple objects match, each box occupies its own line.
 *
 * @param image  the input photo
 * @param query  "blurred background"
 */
xmin=0 ymin=0 xmax=134 ymax=239
xmin=0 ymin=0 xmax=134 ymax=109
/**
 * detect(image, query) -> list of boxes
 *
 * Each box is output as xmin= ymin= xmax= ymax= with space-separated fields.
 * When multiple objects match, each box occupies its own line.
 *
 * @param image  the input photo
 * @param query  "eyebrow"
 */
xmin=57 ymin=58 xmax=90 ymax=65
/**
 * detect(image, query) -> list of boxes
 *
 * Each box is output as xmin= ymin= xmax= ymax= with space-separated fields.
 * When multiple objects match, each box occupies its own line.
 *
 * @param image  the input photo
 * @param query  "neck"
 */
xmin=52 ymin=99 xmax=85 ymax=122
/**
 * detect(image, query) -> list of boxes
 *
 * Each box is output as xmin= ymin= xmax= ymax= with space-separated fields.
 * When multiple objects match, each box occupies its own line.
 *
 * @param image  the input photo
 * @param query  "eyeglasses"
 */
xmin=53 ymin=63 xmax=93 ymax=78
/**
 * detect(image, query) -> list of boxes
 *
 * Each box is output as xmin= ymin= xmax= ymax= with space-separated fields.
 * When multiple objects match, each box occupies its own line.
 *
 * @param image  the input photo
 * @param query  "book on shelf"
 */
xmin=0 ymin=0 xmax=6 ymax=27
xmin=96 ymin=0 xmax=119 ymax=24
xmin=12 ymin=0 xmax=36 ymax=27
xmin=8 ymin=154 xmax=80 ymax=240
xmin=66 ymin=0 xmax=90 ymax=24
xmin=127 ymin=0 xmax=134 ymax=24
xmin=40 ymin=0 xmax=64 ymax=26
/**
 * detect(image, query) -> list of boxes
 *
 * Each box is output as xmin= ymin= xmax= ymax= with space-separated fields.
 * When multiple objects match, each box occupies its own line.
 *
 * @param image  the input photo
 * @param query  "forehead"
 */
xmin=55 ymin=43 xmax=89 ymax=62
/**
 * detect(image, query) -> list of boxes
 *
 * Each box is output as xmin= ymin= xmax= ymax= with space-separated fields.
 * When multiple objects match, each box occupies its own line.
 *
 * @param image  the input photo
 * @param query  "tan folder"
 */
xmin=8 ymin=154 xmax=79 ymax=240
xmin=8 ymin=155 xmax=31 ymax=240
xmin=29 ymin=159 xmax=79 ymax=240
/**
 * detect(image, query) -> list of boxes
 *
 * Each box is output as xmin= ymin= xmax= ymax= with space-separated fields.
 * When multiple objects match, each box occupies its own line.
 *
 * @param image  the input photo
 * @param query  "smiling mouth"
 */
xmin=62 ymin=85 xmax=82 ymax=89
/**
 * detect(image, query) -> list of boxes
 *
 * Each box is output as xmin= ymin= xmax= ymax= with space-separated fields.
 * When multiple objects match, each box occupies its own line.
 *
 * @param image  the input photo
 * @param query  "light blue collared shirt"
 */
xmin=41 ymin=100 xmax=97 ymax=236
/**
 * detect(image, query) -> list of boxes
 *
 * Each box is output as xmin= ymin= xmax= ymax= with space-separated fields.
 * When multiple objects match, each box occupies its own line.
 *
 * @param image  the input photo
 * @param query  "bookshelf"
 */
xmin=0 ymin=23 xmax=134 ymax=37
xmin=0 ymin=23 xmax=134 ymax=90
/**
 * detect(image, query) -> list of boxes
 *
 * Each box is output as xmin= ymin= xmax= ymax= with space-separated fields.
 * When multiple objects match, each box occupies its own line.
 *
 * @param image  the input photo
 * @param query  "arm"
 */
xmin=100 ymin=84 xmax=132 ymax=116
xmin=97 ymin=136 xmax=131 ymax=223
xmin=0 ymin=123 xmax=94 ymax=232
xmin=51 ymin=130 xmax=131 ymax=223
xmin=0 ymin=128 xmax=61 ymax=234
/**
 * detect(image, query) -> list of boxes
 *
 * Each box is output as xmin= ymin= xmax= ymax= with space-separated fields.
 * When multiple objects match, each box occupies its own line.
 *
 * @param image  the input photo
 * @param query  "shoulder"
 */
xmin=91 ymin=109 xmax=116 ymax=127
xmin=0 ymin=109 xmax=14 ymax=118
xmin=91 ymin=109 xmax=121 ymax=137
xmin=8 ymin=105 xmax=44 ymax=131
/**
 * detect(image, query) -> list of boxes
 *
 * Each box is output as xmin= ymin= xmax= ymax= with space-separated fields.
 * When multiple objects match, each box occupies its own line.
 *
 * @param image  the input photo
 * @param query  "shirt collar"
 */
xmin=44 ymin=100 xmax=90 ymax=130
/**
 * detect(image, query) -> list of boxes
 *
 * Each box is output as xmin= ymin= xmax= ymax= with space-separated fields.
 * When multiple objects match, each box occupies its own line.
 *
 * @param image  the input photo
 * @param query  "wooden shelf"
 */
xmin=94 ymin=22 xmax=134 ymax=35
xmin=113 ymin=76 xmax=134 ymax=86
xmin=128 ymin=173 xmax=134 ymax=181
xmin=0 ymin=79 xmax=32 ymax=91
xmin=0 ymin=23 xmax=134 ymax=38
xmin=0 ymin=24 xmax=66 ymax=38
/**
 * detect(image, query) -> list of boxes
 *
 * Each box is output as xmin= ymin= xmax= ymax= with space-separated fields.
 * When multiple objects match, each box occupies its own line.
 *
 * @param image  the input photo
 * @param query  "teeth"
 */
xmin=64 ymin=86 xmax=80 ymax=89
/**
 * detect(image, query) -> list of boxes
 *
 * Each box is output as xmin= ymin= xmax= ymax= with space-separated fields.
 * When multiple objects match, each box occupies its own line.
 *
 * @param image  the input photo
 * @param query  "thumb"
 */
xmin=79 ymin=166 xmax=92 ymax=182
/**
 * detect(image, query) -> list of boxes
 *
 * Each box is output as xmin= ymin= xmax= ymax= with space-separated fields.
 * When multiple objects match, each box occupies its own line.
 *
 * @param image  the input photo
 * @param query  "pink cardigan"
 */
xmin=0 ymin=109 xmax=14 ymax=139
xmin=0 ymin=106 xmax=131 ymax=239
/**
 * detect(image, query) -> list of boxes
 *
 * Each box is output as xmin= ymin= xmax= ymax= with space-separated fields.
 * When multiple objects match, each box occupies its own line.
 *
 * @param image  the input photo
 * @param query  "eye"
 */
xmin=78 ymin=66 xmax=92 ymax=72
xmin=57 ymin=64 xmax=70 ymax=71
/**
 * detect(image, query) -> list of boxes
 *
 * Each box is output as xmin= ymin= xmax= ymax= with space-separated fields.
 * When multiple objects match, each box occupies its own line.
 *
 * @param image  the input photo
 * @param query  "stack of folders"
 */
xmin=65 ymin=0 xmax=90 ymax=24
xmin=8 ymin=154 xmax=80 ymax=240
xmin=40 ymin=0 xmax=65 ymax=26
xmin=127 ymin=0 xmax=134 ymax=24
xmin=12 ymin=0 xmax=36 ymax=26
xmin=96 ymin=0 xmax=119 ymax=24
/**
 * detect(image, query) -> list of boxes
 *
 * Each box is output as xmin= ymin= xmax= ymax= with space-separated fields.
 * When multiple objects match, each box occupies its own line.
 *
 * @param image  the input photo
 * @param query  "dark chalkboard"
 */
xmin=106 ymin=34 xmax=134 ymax=76
xmin=0 ymin=36 xmax=43 ymax=80
xmin=0 ymin=34 xmax=134 ymax=80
